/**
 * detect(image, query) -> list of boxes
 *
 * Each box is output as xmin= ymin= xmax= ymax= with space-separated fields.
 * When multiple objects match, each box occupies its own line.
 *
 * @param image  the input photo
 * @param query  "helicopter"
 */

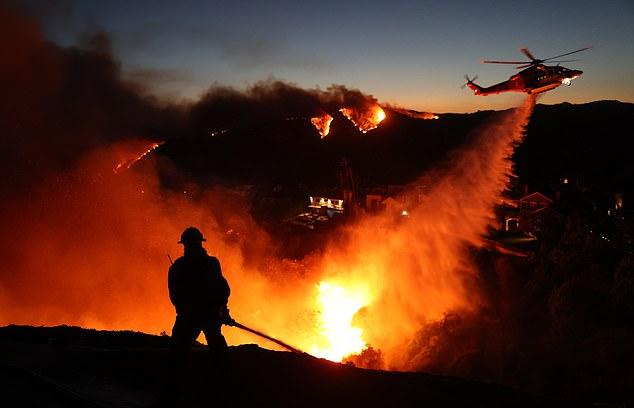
xmin=464 ymin=46 xmax=591 ymax=96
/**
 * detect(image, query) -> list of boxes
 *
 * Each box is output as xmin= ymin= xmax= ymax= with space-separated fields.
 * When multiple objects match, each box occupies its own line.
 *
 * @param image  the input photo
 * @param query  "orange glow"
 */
xmin=310 ymin=281 xmax=370 ymax=361
xmin=339 ymin=105 xmax=386 ymax=133
xmin=1 ymin=97 xmax=536 ymax=371
xmin=310 ymin=113 xmax=333 ymax=138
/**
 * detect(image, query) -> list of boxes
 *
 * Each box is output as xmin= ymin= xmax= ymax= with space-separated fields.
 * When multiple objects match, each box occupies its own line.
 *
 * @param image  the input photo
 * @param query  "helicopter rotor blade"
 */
xmin=520 ymin=47 xmax=537 ymax=61
xmin=541 ymin=46 xmax=592 ymax=62
xmin=482 ymin=60 xmax=529 ymax=64
xmin=481 ymin=46 xmax=590 ymax=69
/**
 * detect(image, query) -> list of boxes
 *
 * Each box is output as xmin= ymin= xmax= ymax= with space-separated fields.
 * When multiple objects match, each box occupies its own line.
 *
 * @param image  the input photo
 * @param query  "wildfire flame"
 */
xmin=113 ymin=142 xmax=163 ymax=173
xmin=2 ymin=96 xmax=537 ymax=372
xmin=310 ymin=281 xmax=370 ymax=361
xmin=310 ymin=113 xmax=333 ymax=139
xmin=339 ymin=105 xmax=386 ymax=133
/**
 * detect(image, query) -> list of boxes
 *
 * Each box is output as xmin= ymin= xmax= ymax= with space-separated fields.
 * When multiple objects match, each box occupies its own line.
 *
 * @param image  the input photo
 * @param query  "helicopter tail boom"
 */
xmin=464 ymin=74 xmax=527 ymax=96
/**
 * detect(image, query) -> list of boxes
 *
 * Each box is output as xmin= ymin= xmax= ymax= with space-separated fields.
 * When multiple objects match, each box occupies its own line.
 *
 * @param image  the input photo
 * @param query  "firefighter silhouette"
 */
xmin=163 ymin=226 xmax=234 ymax=405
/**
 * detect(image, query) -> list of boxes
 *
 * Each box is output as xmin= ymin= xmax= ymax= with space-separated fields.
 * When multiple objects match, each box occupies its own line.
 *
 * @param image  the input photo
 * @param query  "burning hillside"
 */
xmin=339 ymin=105 xmax=386 ymax=133
xmin=0 ymin=5 xmax=533 ymax=368
xmin=0 ymin=96 xmax=535 ymax=375
xmin=189 ymin=81 xmax=391 ymax=140
xmin=5 ymin=6 xmax=634 ymax=405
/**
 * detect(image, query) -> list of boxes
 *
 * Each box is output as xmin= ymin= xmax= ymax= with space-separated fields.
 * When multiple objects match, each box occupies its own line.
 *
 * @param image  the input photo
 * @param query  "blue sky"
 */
xmin=30 ymin=0 xmax=634 ymax=112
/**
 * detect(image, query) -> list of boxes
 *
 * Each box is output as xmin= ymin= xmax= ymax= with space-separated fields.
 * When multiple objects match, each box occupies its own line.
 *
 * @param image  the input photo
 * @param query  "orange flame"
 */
xmin=310 ymin=113 xmax=333 ymax=139
xmin=339 ymin=105 xmax=386 ymax=133
xmin=113 ymin=141 xmax=163 ymax=173
xmin=309 ymin=281 xmax=370 ymax=361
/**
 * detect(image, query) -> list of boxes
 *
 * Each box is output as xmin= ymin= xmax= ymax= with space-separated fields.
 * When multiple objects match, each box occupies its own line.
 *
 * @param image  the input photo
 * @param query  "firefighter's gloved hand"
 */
xmin=221 ymin=306 xmax=236 ymax=326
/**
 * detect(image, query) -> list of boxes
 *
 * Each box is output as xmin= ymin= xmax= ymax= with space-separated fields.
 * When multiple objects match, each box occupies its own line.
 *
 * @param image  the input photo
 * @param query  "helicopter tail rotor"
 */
xmin=462 ymin=75 xmax=484 ymax=95
xmin=461 ymin=74 xmax=478 ymax=88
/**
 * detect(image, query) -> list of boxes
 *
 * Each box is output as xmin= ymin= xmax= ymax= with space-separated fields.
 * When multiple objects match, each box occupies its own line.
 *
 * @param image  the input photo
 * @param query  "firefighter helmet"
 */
xmin=178 ymin=227 xmax=206 ymax=244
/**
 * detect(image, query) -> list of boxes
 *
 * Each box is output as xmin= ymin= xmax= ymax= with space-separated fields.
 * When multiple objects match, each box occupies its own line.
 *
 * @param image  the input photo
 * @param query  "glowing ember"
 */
xmin=339 ymin=105 xmax=386 ymax=133
xmin=113 ymin=142 xmax=163 ymax=173
xmin=310 ymin=113 xmax=333 ymax=139
xmin=310 ymin=281 xmax=370 ymax=362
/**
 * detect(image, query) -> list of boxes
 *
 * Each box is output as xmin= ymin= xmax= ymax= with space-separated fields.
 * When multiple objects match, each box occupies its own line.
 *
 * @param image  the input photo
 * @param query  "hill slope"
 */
xmin=0 ymin=325 xmax=571 ymax=407
xmin=157 ymin=101 xmax=634 ymax=193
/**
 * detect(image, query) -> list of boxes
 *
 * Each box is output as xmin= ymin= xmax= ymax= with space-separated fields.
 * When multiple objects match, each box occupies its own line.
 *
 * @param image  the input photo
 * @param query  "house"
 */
xmin=519 ymin=192 xmax=552 ymax=213
xmin=501 ymin=191 xmax=555 ymax=234
xmin=309 ymin=196 xmax=344 ymax=214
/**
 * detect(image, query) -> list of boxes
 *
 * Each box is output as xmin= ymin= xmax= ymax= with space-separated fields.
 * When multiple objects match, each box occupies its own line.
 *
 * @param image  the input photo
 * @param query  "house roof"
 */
xmin=519 ymin=192 xmax=553 ymax=203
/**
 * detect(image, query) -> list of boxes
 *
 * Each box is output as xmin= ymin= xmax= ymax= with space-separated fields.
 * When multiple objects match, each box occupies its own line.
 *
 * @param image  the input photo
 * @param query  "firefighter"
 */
xmin=164 ymin=226 xmax=233 ymax=405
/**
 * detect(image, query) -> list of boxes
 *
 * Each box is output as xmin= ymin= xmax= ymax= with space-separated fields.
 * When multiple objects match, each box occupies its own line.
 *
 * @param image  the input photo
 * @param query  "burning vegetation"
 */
xmin=310 ymin=113 xmax=333 ymax=138
xmin=339 ymin=105 xmax=386 ymax=133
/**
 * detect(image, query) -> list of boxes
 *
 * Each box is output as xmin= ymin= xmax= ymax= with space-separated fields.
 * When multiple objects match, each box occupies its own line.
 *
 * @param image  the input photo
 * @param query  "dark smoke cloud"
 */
xmin=123 ymin=67 xmax=193 ymax=93
xmin=188 ymin=79 xmax=381 ymax=133
xmin=0 ymin=4 xmax=183 ymax=196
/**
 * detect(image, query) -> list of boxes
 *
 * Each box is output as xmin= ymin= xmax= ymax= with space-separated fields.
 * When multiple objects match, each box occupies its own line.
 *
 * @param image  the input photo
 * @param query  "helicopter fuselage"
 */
xmin=467 ymin=64 xmax=583 ymax=96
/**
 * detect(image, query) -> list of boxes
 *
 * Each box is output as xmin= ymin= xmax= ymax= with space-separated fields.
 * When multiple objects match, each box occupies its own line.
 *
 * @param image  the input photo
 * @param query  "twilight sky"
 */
xmin=26 ymin=0 xmax=634 ymax=112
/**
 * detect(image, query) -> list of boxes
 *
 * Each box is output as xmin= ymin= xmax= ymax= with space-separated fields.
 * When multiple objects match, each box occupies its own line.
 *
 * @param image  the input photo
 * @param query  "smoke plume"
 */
xmin=0 ymin=5 xmax=182 ymax=197
xmin=189 ymin=80 xmax=383 ymax=135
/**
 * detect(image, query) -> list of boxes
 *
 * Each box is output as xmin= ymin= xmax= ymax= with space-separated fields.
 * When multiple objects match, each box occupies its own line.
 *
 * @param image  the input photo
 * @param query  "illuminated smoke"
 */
xmin=307 ymin=96 xmax=536 ymax=367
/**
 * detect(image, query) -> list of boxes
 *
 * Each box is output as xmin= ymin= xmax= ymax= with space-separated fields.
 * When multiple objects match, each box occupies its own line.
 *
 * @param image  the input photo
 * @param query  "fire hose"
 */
xmin=226 ymin=321 xmax=304 ymax=354
xmin=167 ymin=254 xmax=304 ymax=355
